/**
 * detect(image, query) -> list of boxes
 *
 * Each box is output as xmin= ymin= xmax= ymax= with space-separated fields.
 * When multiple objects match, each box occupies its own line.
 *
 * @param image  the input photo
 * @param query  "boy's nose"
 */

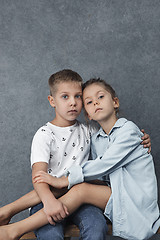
xmin=70 ymin=97 xmax=76 ymax=106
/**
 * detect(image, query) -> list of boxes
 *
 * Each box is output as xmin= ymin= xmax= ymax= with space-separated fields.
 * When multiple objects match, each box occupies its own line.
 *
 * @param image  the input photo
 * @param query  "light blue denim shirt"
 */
xmin=66 ymin=118 xmax=160 ymax=240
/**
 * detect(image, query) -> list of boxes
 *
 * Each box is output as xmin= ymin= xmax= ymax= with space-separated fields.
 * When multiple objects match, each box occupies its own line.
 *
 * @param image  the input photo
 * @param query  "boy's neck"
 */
xmin=50 ymin=118 xmax=77 ymax=127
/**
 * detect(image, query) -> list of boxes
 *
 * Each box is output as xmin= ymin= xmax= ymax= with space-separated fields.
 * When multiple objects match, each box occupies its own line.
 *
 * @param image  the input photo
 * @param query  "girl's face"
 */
xmin=83 ymin=83 xmax=119 ymax=123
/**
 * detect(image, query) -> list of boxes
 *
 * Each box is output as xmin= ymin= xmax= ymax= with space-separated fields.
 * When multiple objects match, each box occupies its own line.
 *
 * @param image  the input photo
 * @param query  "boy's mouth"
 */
xmin=68 ymin=110 xmax=78 ymax=113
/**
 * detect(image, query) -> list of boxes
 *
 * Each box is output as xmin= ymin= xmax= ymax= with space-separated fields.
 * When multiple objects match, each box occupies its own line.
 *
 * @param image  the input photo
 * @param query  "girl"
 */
xmin=0 ymin=79 xmax=158 ymax=240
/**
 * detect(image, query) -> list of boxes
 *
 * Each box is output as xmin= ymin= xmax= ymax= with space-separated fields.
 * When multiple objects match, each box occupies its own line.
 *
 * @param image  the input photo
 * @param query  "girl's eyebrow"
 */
xmin=97 ymin=90 xmax=105 ymax=94
xmin=84 ymin=90 xmax=105 ymax=100
xmin=84 ymin=96 xmax=91 ymax=101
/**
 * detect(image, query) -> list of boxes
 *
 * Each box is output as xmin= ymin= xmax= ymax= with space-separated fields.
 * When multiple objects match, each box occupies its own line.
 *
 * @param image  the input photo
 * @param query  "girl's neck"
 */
xmin=98 ymin=114 xmax=118 ymax=135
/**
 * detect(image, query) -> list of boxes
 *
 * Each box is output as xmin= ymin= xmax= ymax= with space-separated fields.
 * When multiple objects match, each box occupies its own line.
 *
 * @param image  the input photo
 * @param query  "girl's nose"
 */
xmin=94 ymin=100 xmax=99 ymax=105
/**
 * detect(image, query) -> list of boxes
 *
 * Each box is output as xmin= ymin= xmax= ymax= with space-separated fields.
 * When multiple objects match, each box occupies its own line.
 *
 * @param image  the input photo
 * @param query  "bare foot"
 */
xmin=0 ymin=206 xmax=12 ymax=226
xmin=0 ymin=225 xmax=19 ymax=240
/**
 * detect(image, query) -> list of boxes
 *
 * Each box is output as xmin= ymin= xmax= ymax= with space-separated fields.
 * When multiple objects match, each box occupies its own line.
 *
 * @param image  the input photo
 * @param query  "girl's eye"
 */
xmin=98 ymin=95 xmax=104 ymax=99
xmin=87 ymin=101 xmax=92 ymax=105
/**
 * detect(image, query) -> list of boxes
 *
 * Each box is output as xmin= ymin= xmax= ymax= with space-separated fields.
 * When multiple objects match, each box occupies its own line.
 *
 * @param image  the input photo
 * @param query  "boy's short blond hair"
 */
xmin=48 ymin=69 xmax=83 ymax=96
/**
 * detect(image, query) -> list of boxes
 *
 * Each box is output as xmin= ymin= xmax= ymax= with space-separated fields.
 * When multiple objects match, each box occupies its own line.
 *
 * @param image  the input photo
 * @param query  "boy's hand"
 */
xmin=141 ymin=129 xmax=151 ymax=153
xmin=33 ymin=171 xmax=69 ymax=188
xmin=43 ymin=197 xmax=69 ymax=225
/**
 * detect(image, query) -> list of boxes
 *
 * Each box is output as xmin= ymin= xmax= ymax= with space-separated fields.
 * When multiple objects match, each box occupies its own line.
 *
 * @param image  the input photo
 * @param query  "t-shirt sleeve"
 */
xmin=30 ymin=129 xmax=53 ymax=167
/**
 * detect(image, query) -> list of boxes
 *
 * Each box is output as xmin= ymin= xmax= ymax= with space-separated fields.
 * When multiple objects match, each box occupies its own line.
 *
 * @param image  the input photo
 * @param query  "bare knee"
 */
xmin=70 ymin=183 xmax=90 ymax=203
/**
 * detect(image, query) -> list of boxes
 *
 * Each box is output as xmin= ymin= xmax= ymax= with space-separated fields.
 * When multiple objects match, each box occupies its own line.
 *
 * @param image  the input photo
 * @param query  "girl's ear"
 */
xmin=113 ymin=97 xmax=119 ymax=109
xmin=48 ymin=95 xmax=56 ymax=108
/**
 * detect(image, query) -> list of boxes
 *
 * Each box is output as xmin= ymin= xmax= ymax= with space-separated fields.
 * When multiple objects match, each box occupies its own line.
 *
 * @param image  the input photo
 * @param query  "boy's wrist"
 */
xmin=42 ymin=191 xmax=57 ymax=205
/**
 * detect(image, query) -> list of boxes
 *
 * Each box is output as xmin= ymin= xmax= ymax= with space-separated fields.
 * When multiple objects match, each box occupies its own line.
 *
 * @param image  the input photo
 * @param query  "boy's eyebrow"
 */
xmin=60 ymin=91 xmax=82 ymax=94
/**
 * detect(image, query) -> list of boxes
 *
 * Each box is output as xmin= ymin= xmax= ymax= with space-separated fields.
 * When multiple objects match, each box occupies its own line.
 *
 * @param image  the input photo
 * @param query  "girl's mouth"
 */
xmin=95 ymin=108 xmax=102 ymax=113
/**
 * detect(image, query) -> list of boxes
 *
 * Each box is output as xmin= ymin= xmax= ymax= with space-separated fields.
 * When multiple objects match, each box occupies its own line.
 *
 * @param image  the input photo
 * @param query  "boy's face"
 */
xmin=48 ymin=81 xmax=82 ymax=126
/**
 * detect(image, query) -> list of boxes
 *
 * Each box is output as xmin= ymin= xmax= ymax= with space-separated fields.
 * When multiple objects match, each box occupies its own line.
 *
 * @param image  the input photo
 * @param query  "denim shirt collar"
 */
xmin=95 ymin=118 xmax=128 ymax=138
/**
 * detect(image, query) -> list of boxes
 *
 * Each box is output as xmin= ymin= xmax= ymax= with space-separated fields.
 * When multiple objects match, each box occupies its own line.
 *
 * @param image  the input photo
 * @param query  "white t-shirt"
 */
xmin=30 ymin=121 xmax=96 ymax=178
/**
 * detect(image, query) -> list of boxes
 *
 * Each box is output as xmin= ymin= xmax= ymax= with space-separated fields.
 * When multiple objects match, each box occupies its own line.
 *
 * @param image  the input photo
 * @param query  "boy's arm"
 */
xmin=32 ymin=162 xmax=69 ymax=224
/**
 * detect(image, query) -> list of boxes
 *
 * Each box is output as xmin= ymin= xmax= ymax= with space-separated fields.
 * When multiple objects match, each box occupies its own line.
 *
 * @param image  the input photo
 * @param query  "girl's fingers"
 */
xmin=33 ymin=171 xmax=46 ymax=178
xmin=141 ymin=141 xmax=151 ymax=153
xmin=141 ymin=134 xmax=150 ymax=141
xmin=33 ymin=176 xmax=46 ymax=183
xmin=142 ymin=136 xmax=150 ymax=142
xmin=141 ymin=139 xmax=151 ymax=146
xmin=148 ymin=146 xmax=151 ymax=153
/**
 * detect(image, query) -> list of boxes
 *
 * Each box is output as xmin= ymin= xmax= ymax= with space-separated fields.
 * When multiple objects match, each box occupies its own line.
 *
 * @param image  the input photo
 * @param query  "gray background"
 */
xmin=0 ymin=0 xmax=160 ymax=239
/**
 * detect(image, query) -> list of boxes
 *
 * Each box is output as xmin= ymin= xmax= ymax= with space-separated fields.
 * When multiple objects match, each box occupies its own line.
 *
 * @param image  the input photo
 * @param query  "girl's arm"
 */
xmin=33 ymin=171 xmax=69 ymax=188
xmin=33 ymin=124 xmax=152 ymax=189
xmin=34 ymin=122 xmax=147 ymax=189
xmin=67 ymin=122 xmax=149 ymax=188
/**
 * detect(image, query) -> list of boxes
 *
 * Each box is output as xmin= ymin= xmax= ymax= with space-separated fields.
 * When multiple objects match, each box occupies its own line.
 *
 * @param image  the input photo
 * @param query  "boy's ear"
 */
xmin=48 ymin=95 xmax=56 ymax=108
xmin=113 ymin=97 xmax=119 ymax=109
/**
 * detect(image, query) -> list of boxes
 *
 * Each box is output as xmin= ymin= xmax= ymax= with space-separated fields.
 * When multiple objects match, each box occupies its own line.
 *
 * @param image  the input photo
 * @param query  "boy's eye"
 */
xmin=62 ymin=95 xmax=68 ymax=99
xmin=75 ymin=95 xmax=82 ymax=99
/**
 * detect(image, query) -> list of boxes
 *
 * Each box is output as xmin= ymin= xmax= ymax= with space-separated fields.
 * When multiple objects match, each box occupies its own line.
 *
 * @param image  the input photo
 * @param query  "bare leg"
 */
xmin=0 ymin=208 xmax=48 ymax=240
xmin=0 ymin=190 xmax=40 ymax=226
xmin=59 ymin=182 xmax=111 ymax=214
xmin=0 ymin=182 xmax=111 ymax=240
xmin=0 ymin=188 xmax=67 ymax=226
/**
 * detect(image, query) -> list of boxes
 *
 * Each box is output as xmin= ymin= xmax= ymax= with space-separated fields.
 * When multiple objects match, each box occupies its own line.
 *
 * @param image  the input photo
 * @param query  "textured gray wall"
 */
xmin=0 ymin=0 xmax=160 ymax=226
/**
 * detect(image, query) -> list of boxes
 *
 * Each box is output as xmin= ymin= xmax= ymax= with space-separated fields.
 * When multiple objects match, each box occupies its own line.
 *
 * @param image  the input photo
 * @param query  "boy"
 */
xmin=0 ymin=69 xmax=151 ymax=240
xmin=30 ymin=69 xmax=108 ymax=239
xmin=0 ymin=69 xmax=108 ymax=240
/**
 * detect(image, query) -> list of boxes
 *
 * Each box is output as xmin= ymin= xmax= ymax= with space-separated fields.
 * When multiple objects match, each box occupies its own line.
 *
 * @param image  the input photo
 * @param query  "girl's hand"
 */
xmin=33 ymin=171 xmax=68 ymax=188
xmin=141 ymin=129 xmax=151 ymax=153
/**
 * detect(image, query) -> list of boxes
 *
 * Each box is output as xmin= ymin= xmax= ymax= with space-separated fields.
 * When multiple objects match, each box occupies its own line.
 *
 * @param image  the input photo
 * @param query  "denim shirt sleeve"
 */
xmin=66 ymin=122 xmax=143 ymax=188
xmin=66 ymin=165 xmax=84 ymax=189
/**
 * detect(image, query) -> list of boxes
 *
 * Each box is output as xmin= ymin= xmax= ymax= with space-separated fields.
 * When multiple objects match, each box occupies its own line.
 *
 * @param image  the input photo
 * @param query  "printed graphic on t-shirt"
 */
xmin=31 ymin=121 xmax=93 ymax=178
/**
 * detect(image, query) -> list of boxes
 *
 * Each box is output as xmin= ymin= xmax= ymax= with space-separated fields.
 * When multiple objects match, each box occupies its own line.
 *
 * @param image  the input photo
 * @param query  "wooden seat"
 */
xmin=19 ymin=222 xmax=160 ymax=239
xmin=20 ymin=221 xmax=113 ymax=239
xmin=20 ymin=223 xmax=80 ymax=240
